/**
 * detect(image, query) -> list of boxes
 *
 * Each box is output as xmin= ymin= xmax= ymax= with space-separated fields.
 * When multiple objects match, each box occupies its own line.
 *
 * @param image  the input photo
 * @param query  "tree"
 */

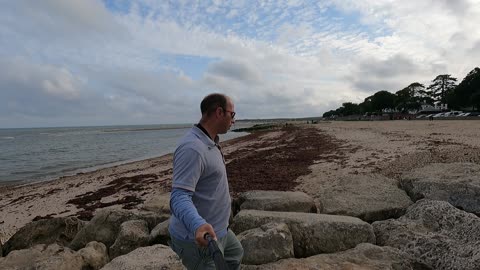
xmin=395 ymin=82 xmax=425 ymax=112
xmin=368 ymin=91 xmax=396 ymax=112
xmin=446 ymin=67 xmax=480 ymax=110
xmin=427 ymin=74 xmax=457 ymax=103
xmin=341 ymin=102 xmax=361 ymax=115
xmin=470 ymin=91 xmax=480 ymax=111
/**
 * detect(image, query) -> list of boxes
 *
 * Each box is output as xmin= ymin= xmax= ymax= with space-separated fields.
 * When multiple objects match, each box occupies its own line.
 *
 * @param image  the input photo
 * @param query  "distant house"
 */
xmin=418 ymin=103 xmax=448 ymax=114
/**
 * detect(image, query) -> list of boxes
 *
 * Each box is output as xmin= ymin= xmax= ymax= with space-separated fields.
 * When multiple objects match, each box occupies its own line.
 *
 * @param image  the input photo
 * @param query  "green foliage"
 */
xmin=470 ymin=91 xmax=480 ymax=110
xmin=427 ymin=74 xmax=457 ymax=103
xmin=446 ymin=67 xmax=480 ymax=110
xmin=368 ymin=91 xmax=396 ymax=112
xmin=395 ymin=82 xmax=425 ymax=112
xmin=323 ymin=68 xmax=480 ymax=118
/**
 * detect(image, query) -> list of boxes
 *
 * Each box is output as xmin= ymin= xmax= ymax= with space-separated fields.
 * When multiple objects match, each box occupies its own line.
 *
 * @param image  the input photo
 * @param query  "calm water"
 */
xmin=0 ymin=123 xmax=251 ymax=185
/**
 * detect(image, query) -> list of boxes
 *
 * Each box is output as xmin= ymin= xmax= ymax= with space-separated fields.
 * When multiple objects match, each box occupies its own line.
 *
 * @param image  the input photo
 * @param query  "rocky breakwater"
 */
xmin=1 ymin=160 xmax=480 ymax=269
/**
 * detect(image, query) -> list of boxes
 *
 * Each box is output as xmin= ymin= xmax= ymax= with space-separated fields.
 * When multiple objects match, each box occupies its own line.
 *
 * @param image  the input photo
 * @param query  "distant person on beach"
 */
xmin=168 ymin=93 xmax=243 ymax=269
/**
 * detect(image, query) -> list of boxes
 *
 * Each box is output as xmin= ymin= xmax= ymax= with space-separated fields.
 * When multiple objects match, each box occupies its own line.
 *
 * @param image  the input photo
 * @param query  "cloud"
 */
xmin=206 ymin=59 xmax=262 ymax=84
xmin=1 ymin=0 xmax=480 ymax=127
xmin=1 ymin=0 xmax=124 ymax=42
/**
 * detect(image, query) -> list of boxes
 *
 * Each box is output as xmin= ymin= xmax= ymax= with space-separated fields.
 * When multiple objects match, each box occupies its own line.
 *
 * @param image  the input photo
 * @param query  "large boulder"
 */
xmin=135 ymin=210 xmax=170 ymax=231
xmin=241 ymin=243 xmax=431 ymax=270
xmin=234 ymin=190 xmax=317 ymax=214
xmin=101 ymin=244 xmax=183 ymax=270
xmin=141 ymin=193 xmax=171 ymax=214
xmin=149 ymin=219 xmax=170 ymax=245
xmin=109 ymin=220 xmax=150 ymax=259
xmin=231 ymin=210 xmax=375 ymax=257
xmin=3 ymin=216 xmax=85 ymax=255
xmin=78 ymin=241 xmax=109 ymax=270
xmin=400 ymin=162 xmax=480 ymax=215
xmin=69 ymin=209 xmax=167 ymax=250
xmin=238 ymin=222 xmax=294 ymax=265
xmin=319 ymin=174 xmax=413 ymax=222
xmin=0 ymin=244 xmax=87 ymax=270
xmin=373 ymin=199 xmax=480 ymax=270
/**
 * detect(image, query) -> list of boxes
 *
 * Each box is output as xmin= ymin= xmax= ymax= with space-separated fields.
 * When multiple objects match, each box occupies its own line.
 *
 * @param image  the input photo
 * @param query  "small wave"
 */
xmin=1 ymin=136 xmax=15 ymax=140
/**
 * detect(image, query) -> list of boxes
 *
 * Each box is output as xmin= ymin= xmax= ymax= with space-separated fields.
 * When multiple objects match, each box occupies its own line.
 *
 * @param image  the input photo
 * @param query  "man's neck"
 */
xmin=198 ymin=121 xmax=218 ymax=141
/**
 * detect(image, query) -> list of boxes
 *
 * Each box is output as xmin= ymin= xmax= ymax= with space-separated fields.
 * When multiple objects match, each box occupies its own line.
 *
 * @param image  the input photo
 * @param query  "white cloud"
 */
xmin=1 ymin=0 xmax=480 ymax=127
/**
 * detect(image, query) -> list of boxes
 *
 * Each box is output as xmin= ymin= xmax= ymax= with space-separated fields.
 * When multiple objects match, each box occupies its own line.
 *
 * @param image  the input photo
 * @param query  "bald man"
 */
xmin=169 ymin=93 xmax=243 ymax=270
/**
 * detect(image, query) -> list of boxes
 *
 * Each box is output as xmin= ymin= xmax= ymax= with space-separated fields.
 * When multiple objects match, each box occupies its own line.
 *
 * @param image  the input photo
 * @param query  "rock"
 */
xmin=141 ymin=193 xmax=171 ymax=214
xmin=319 ymin=174 xmax=413 ymax=222
xmin=0 ymin=243 xmax=87 ymax=270
xmin=149 ymin=219 xmax=170 ymax=245
xmin=101 ymin=244 xmax=184 ymax=270
xmin=373 ymin=199 xmax=480 ymax=269
xmin=78 ymin=241 xmax=109 ymax=270
xmin=400 ymin=162 xmax=480 ymax=215
xmin=234 ymin=190 xmax=317 ymax=214
xmin=3 ymin=216 xmax=85 ymax=255
xmin=238 ymin=222 xmax=294 ymax=265
xmin=109 ymin=220 xmax=150 ymax=259
xmin=69 ymin=209 xmax=139 ymax=250
xmin=241 ymin=243 xmax=431 ymax=270
xmin=231 ymin=210 xmax=375 ymax=257
xmin=135 ymin=210 xmax=169 ymax=231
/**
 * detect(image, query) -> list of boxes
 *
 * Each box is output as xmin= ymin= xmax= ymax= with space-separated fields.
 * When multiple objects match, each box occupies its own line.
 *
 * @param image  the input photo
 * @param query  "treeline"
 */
xmin=323 ymin=67 xmax=480 ymax=117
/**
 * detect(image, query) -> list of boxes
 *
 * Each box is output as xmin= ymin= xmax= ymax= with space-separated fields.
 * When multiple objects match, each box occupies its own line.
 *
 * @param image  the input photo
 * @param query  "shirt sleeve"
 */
xmin=170 ymin=187 xmax=207 ymax=236
xmin=172 ymin=146 xmax=204 ymax=192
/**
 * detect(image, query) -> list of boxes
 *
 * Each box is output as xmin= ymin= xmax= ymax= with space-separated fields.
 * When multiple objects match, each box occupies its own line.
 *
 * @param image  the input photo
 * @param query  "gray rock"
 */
xmin=3 ymin=216 xmax=85 ymax=255
xmin=373 ymin=199 xmax=480 ymax=270
xmin=69 ymin=209 xmax=139 ymax=250
xmin=101 ymin=244 xmax=184 ymax=270
xmin=320 ymin=174 xmax=413 ymax=222
xmin=231 ymin=210 xmax=375 ymax=257
xmin=69 ymin=209 xmax=168 ymax=251
xmin=149 ymin=219 xmax=170 ymax=245
xmin=135 ymin=210 xmax=170 ymax=231
xmin=400 ymin=162 xmax=480 ymax=215
xmin=234 ymin=190 xmax=317 ymax=214
xmin=141 ymin=193 xmax=171 ymax=214
xmin=238 ymin=222 xmax=294 ymax=265
xmin=241 ymin=243 xmax=431 ymax=270
xmin=0 ymin=243 xmax=87 ymax=270
xmin=78 ymin=241 xmax=109 ymax=270
xmin=109 ymin=220 xmax=150 ymax=259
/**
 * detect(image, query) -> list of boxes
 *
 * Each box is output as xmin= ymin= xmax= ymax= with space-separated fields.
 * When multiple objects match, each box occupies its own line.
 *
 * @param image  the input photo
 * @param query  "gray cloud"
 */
xmin=206 ymin=59 xmax=262 ymax=85
xmin=347 ymin=54 xmax=424 ymax=92
xmin=1 ymin=0 xmax=123 ymax=39
xmin=439 ymin=0 xmax=471 ymax=16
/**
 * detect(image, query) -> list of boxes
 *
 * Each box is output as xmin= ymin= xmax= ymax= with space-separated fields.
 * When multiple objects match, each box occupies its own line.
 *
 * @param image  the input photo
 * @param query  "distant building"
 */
xmin=418 ymin=103 xmax=448 ymax=114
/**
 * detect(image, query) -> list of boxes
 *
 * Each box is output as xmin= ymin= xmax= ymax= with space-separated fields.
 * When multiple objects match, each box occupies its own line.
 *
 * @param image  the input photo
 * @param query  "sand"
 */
xmin=2 ymin=120 xmax=480 ymax=243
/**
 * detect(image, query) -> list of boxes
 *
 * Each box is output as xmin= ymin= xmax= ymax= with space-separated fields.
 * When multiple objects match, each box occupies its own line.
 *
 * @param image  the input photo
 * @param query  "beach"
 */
xmin=2 ymin=120 xmax=480 ymax=243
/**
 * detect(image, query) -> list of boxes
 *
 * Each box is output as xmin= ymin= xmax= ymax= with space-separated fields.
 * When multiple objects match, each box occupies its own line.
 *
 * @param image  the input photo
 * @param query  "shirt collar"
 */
xmin=193 ymin=124 xmax=219 ymax=145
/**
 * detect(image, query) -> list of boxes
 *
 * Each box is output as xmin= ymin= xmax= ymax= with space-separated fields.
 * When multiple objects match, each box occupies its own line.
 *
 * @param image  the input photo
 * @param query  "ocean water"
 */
xmin=0 ymin=123 xmax=251 ymax=185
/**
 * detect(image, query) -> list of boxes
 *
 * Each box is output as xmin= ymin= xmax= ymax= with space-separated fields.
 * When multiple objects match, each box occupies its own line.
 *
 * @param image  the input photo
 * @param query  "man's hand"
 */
xmin=195 ymin=223 xmax=216 ymax=246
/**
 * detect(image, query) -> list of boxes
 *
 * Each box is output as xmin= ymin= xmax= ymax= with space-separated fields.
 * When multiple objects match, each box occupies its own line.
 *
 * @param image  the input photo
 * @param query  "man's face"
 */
xmin=218 ymin=98 xmax=235 ymax=134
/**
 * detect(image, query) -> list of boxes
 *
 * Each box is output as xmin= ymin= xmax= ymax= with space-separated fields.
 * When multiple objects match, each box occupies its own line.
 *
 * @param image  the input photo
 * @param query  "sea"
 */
xmin=0 ymin=123 xmax=253 ymax=186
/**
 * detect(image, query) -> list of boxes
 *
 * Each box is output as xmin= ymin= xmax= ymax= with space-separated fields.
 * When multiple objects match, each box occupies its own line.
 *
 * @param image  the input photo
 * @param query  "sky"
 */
xmin=1 ymin=0 xmax=480 ymax=128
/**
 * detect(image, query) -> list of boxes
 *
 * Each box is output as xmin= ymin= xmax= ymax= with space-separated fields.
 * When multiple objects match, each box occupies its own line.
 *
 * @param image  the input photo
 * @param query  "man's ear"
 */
xmin=215 ymin=107 xmax=223 ymax=118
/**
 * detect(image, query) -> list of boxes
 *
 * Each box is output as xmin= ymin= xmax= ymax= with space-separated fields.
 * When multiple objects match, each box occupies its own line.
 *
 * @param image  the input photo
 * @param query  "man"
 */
xmin=169 ymin=93 xmax=243 ymax=269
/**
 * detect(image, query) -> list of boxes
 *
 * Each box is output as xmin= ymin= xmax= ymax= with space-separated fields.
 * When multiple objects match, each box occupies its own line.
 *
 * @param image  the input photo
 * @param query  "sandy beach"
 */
xmin=2 ymin=120 xmax=480 ymax=243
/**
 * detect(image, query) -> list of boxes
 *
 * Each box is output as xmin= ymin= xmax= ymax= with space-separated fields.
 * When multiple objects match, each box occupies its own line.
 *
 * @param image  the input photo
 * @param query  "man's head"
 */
xmin=200 ymin=93 xmax=235 ymax=135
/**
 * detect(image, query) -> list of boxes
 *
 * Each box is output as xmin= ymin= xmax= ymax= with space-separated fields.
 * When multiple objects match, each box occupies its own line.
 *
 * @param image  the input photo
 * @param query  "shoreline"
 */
xmin=2 ymin=120 xmax=480 ymax=243
xmin=0 ymin=128 xmax=251 ymax=188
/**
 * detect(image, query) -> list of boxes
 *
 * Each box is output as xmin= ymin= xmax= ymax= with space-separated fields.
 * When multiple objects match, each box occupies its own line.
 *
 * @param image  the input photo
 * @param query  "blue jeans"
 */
xmin=169 ymin=229 xmax=243 ymax=270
